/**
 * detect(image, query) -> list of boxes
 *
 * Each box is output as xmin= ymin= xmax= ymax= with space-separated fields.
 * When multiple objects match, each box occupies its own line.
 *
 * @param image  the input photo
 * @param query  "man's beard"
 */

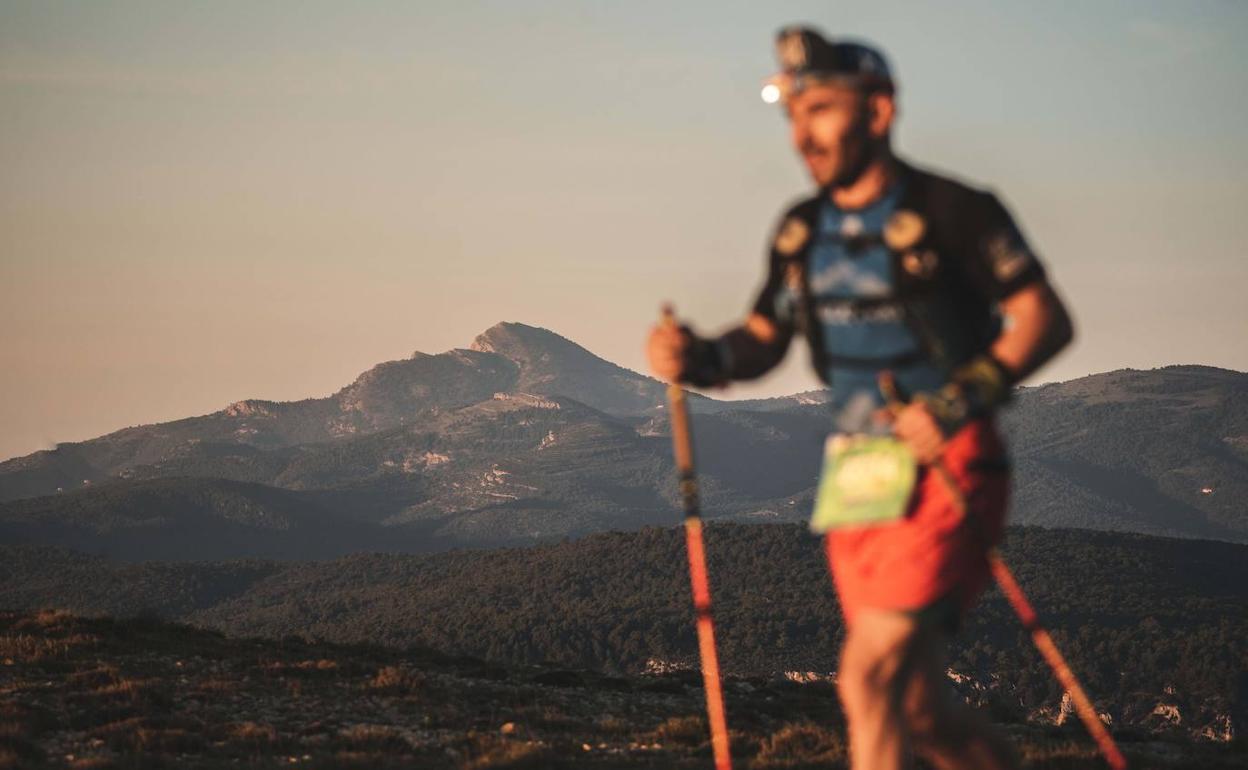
xmin=826 ymin=134 xmax=878 ymax=192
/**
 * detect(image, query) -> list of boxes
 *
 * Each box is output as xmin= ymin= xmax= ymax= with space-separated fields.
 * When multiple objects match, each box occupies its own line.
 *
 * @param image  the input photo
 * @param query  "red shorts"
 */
xmin=825 ymin=418 xmax=1010 ymax=628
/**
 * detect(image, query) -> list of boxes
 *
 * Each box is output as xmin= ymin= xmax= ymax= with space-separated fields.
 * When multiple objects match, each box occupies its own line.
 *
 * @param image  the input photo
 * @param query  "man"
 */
xmin=647 ymin=27 xmax=1073 ymax=770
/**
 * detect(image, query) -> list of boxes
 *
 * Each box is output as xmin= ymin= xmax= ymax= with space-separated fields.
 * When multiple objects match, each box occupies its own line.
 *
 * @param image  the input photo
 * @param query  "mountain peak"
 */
xmin=463 ymin=321 xmax=670 ymax=417
xmin=469 ymin=322 xmax=571 ymax=356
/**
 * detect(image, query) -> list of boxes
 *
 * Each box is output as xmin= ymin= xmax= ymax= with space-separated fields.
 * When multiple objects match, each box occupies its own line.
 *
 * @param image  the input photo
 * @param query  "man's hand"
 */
xmin=647 ymin=322 xmax=692 ymax=383
xmin=887 ymin=401 xmax=946 ymax=465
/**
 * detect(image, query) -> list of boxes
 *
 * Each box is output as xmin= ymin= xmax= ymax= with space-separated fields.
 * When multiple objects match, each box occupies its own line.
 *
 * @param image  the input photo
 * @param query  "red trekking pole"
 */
xmin=879 ymin=372 xmax=1127 ymax=770
xmin=987 ymin=556 xmax=1127 ymax=770
xmin=662 ymin=305 xmax=733 ymax=770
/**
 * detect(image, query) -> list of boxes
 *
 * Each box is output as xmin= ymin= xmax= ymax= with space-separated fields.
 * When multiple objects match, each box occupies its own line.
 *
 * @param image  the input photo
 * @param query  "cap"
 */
xmin=761 ymin=26 xmax=894 ymax=104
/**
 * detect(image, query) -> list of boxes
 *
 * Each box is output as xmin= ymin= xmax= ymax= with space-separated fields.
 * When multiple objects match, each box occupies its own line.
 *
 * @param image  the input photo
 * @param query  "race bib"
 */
xmin=809 ymin=434 xmax=917 ymax=533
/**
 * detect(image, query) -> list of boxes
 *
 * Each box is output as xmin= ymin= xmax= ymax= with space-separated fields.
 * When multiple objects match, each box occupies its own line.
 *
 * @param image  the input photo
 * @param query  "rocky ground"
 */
xmin=0 ymin=610 xmax=1241 ymax=769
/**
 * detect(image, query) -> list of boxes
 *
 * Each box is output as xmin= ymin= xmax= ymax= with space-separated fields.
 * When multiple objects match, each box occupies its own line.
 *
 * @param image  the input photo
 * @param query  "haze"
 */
xmin=3 ymin=0 xmax=1246 ymax=461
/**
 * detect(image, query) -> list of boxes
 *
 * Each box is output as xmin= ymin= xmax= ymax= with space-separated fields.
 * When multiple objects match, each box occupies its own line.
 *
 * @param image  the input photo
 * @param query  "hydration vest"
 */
xmin=770 ymin=162 xmax=1007 ymax=387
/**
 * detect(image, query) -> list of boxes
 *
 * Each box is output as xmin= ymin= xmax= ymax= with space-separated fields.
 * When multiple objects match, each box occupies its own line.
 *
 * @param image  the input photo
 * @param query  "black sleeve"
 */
xmin=960 ymin=191 xmax=1047 ymax=300
xmin=750 ymin=208 xmax=809 ymax=328
xmin=750 ymin=249 xmax=797 ymax=326
xmin=710 ymin=214 xmax=805 ymax=382
xmin=717 ymin=323 xmax=791 ymax=381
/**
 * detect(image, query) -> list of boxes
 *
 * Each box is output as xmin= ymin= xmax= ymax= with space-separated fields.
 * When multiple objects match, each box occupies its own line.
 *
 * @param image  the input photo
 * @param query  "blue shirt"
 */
xmin=797 ymin=183 xmax=948 ymax=431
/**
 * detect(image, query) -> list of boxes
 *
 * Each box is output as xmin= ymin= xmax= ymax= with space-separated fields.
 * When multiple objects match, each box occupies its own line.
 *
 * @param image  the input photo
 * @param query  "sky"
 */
xmin=2 ymin=0 xmax=1246 ymax=461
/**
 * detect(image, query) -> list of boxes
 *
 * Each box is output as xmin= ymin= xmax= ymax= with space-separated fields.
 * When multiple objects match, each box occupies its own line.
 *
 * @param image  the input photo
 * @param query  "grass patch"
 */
xmin=367 ymin=665 xmax=426 ymax=696
xmin=459 ymin=733 xmax=551 ymax=770
xmin=753 ymin=722 xmax=846 ymax=768
xmin=224 ymin=720 xmax=280 ymax=746
xmin=652 ymin=714 xmax=708 ymax=746
xmin=91 ymin=715 xmax=206 ymax=754
xmin=335 ymin=724 xmax=411 ymax=753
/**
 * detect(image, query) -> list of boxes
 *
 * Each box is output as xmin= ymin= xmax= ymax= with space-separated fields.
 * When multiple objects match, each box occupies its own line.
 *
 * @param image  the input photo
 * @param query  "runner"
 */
xmin=647 ymin=26 xmax=1074 ymax=770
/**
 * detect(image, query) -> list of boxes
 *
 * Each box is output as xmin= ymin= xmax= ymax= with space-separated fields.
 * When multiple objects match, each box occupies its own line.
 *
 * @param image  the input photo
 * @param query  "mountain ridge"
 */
xmin=1 ymin=322 xmax=1244 ymax=556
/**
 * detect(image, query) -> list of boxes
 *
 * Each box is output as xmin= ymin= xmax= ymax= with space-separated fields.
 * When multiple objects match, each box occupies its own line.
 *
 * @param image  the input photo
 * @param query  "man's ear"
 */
xmin=867 ymin=92 xmax=896 ymax=138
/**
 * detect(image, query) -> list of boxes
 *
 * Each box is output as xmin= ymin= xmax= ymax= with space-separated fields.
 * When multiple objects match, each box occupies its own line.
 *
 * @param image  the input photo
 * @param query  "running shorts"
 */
xmin=825 ymin=417 xmax=1010 ymax=629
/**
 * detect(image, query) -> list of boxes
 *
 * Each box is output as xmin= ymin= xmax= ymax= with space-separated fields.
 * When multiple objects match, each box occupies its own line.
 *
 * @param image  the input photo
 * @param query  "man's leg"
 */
xmin=836 ymin=608 xmax=924 ymax=770
xmin=899 ymin=621 xmax=1018 ymax=770
xmin=837 ymin=607 xmax=1018 ymax=770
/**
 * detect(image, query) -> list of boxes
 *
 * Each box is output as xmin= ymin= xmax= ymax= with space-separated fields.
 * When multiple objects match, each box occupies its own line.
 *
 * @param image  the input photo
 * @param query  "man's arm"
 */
xmin=990 ymin=280 xmax=1074 ymax=382
xmin=717 ymin=312 xmax=795 ymax=381
xmin=892 ymin=278 xmax=1073 ymax=463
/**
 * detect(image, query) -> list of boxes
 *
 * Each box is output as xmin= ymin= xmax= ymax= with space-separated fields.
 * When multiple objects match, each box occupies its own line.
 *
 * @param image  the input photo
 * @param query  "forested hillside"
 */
xmin=4 ymin=524 xmax=1244 ymax=740
xmin=1005 ymin=365 xmax=1247 ymax=541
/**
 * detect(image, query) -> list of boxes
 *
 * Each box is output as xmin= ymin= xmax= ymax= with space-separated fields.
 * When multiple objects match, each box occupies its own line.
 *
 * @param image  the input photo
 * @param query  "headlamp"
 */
xmin=761 ymin=26 xmax=895 ymax=107
xmin=760 ymin=75 xmax=789 ymax=104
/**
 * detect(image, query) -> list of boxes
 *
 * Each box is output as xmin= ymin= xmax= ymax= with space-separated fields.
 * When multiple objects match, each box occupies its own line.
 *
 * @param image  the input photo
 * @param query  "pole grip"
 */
xmin=662 ymin=304 xmax=696 ymax=486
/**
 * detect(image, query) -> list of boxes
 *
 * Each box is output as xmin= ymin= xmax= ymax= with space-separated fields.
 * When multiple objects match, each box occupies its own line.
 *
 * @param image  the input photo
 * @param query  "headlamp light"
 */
xmin=760 ymin=75 xmax=789 ymax=104
xmin=760 ymin=27 xmax=895 ymax=107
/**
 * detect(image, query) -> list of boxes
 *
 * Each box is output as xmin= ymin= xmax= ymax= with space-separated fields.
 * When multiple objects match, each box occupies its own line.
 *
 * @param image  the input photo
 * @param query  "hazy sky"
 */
xmin=3 ymin=1 xmax=1246 ymax=461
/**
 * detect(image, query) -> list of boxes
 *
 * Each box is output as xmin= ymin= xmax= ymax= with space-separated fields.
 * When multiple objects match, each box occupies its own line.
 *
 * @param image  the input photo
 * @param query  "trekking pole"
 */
xmin=988 ymin=556 xmax=1127 ymax=770
xmin=661 ymin=305 xmax=733 ymax=770
xmin=878 ymin=372 xmax=1127 ymax=770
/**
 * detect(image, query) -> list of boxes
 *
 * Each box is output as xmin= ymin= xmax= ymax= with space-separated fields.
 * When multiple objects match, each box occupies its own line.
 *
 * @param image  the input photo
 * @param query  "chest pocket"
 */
xmin=807 ymin=212 xmax=929 ymax=369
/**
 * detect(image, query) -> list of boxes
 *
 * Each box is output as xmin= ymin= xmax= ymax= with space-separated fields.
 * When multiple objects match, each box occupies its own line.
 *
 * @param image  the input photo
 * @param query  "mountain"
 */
xmin=467 ymin=322 xmax=676 ymax=415
xmin=2 ymin=524 xmax=1245 ymax=743
xmin=0 ymin=390 xmax=829 ymax=559
xmin=1003 ymin=365 xmax=1248 ymax=542
xmin=0 ymin=322 xmax=826 ymax=507
xmin=0 ymin=322 xmax=835 ymax=558
xmin=0 ymin=322 xmax=1244 ymax=560
xmin=0 ymin=477 xmax=406 ymax=561
xmin=0 ymin=323 xmax=662 ymax=502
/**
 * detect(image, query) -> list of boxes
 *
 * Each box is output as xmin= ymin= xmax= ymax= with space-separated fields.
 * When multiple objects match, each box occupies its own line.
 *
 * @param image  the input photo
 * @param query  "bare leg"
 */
xmin=836 ymin=609 xmax=921 ymax=770
xmin=837 ymin=607 xmax=1018 ymax=770
xmin=900 ymin=625 xmax=1019 ymax=770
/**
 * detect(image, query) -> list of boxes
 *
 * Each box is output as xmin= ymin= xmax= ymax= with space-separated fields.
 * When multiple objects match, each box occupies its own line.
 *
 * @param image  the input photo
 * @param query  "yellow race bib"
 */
xmin=809 ymin=433 xmax=917 ymax=533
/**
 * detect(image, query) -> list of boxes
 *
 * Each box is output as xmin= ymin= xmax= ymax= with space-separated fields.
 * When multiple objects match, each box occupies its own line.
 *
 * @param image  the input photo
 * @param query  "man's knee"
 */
xmin=836 ymin=610 xmax=937 ymax=715
xmin=837 ymin=639 xmax=909 ymax=714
